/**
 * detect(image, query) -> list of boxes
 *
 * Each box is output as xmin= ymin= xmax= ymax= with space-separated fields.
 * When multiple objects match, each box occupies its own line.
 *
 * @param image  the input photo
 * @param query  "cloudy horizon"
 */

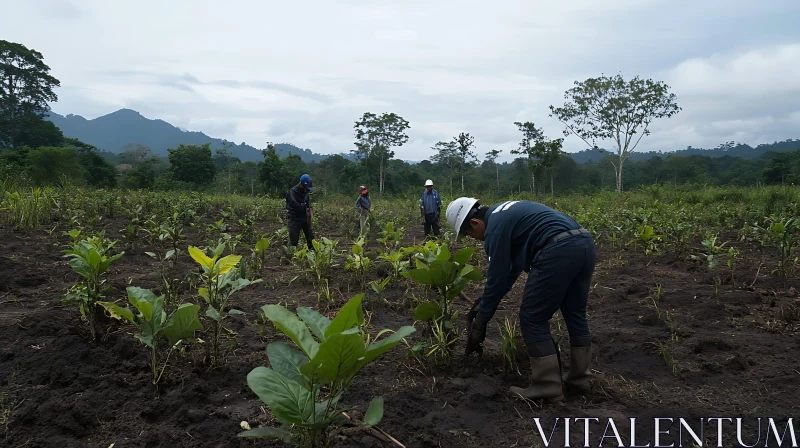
xmin=3 ymin=0 xmax=800 ymax=162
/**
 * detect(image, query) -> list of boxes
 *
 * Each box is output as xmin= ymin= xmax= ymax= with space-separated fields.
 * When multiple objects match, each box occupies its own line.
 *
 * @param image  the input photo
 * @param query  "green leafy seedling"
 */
xmin=99 ymin=286 xmax=203 ymax=385
xmin=239 ymin=294 xmax=415 ymax=447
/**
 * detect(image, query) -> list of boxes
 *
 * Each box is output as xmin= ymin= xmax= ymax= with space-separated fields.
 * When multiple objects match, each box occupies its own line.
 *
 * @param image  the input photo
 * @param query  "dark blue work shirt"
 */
xmin=421 ymin=189 xmax=442 ymax=215
xmin=356 ymin=195 xmax=371 ymax=211
xmin=286 ymin=183 xmax=311 ymax=223
xmin=476 ymin=200 xmax=581 ymax=321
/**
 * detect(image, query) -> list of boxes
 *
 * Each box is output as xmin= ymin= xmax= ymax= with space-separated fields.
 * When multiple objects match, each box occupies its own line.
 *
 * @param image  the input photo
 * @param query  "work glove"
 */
xmin=465 ymin=307 xmax=486 ymax=357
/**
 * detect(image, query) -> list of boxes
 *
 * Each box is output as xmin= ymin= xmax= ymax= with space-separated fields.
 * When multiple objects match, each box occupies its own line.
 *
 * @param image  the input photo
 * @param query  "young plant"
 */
xmin=631 ymin=224 xmax=661 ymax=256
xmin=297 ymin=237 xmax=339 ymax=284
xmin=61 ymin=235 xmax=124 ymax=340
xmin=239 ymin=294 xmax=415 ymax=447
xmin=378 ymin=247 xmax=413 ymax=283
xmin=402 ymin=244 xmax=483 ymax=364
xmin=189 ymin=243 xmax=260 ymax=366
xmin=369 ymin=276 xmax=391 ymax=303
xmin=498 ymin=317 xmax=521 ymax=374
xmin=145 ymin=249 xmax=181 ymax=310
xmin=98 ymin=286 xmax=203 ymax=385
xmin=755 ymin=215 xmax=798 ymax=280
xmin=157 ymin=221 xmax=184 ymax=266
xmin=692 ymin=235 xmax=728 ymax=269
xmin=345 ymin=236 xmax=372 ymax=291
xmin=241 ymin=236 xmax=270 ymax=278
xmin=727 ymin=246 xmax=740 ymax=286
xmin=376 ymin=221 xmax=404 ymax=254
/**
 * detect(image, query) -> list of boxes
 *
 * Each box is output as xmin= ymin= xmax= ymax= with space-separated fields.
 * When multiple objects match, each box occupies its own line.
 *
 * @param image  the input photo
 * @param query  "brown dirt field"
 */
xmin=1 ymin=216 xmax=798 ymax=447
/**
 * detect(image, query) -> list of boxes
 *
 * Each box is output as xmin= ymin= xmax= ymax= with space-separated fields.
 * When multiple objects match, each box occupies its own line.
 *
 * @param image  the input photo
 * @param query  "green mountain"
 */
xmin=45 ymin=109 xmax=353 ymax=163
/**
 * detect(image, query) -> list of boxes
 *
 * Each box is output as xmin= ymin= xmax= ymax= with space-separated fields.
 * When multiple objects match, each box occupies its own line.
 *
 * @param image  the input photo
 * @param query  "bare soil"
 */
xmin=1 ymin=217 xmax=798 ymax=447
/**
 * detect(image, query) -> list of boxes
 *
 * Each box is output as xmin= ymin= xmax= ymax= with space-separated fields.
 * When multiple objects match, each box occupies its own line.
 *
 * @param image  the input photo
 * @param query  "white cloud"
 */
xmin=2 ymin=0 xmax=799 ymax=162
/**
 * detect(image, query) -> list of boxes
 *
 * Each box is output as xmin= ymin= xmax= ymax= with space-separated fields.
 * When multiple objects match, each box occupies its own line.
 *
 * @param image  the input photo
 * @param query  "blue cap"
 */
xmin=299 ymin=174 xmax=315 ymax=191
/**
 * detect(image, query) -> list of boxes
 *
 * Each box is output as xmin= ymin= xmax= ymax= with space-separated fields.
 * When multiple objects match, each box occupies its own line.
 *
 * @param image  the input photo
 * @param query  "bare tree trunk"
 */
xmin=379 ymin=155 xmax=384 ymax=193
xmin=615 ymin=158 xmax=624 ymax=192
xmin=461 ymin=172 xmax=464 ymax=192
xmin=531 ymin=172 xmax=535 ymax=193
xmin=551 ymin=174 xmax=554 ymax=195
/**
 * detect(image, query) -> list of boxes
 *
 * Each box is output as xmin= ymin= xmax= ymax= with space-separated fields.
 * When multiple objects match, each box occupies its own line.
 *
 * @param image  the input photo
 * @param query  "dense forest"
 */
xmin=2 ymin=38 xmax=800 ymax=198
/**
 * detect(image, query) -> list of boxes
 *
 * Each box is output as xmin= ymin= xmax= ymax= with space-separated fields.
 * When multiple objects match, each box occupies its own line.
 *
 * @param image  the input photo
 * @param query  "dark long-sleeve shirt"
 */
xmin=421 ymin=189 xmax=442 ymax=215
xmin=356 ymin=195 xmax=371 ymax=211
xmin=285 ymin=183 xmax=311 ymax=223
xmin=476 ymin=200 xmax=581 ymax=322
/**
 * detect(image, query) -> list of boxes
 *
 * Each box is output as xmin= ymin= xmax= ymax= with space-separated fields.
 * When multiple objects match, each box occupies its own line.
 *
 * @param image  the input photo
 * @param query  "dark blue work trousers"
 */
xmin=520 ymin=233 xmax=596 ymax=357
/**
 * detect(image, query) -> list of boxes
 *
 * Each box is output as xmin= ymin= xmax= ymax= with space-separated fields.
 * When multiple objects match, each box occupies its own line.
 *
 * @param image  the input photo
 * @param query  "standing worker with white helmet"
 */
xmin=419 ymin=179 xmax=442 ymax=238
xmin=445 ymin=197 xmax=596 ymax=402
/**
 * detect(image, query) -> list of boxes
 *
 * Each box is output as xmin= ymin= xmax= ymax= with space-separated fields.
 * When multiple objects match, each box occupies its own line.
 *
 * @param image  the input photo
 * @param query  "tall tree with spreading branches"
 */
xmin=453 ymin=132 xmax=477 ymax=192
xmin=549 ymin=73 xmax=680 ymax=192
xmin=352 ymin=112 xmax=410 ymax=193
xmin=0 ymin=40 xmax=61 ymax=148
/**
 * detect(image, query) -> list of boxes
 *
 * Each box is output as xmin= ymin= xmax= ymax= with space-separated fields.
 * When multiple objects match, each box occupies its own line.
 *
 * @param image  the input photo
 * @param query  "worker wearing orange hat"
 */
xmin=355 ymin=186 xmax=371 ymax=236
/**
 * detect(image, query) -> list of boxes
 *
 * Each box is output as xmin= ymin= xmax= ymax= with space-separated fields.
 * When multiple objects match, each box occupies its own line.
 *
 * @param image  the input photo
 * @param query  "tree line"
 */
xmin=2 ymin=38 xmax=799 ymax=198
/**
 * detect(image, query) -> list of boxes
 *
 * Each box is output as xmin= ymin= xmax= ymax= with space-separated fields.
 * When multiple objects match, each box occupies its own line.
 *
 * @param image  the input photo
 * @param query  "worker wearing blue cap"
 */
xmin=285 ymin=174 xmax=316 ymax=250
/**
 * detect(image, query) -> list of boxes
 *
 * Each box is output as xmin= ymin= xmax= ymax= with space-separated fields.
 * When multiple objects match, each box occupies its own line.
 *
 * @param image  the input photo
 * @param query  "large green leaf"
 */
xmin=454 ymin=247 xmax=476 ymax=265
xmin=435 ymin=245 xmax=451 ymax=261
xmin=324 ymin=294 xmax=364 ymax=338
xmin=127 ymin=286 xmax=158 ymax=321
xmin=255 ymin=238 xmax=270 ymax=253
xmin=188 ymin=246 xmax=214 ymax=271
xmin=237 ymin=427 xmax=291 ymax=442
xmin=215 ymin=254 xmax=242 ymax=276
xmin=97 ymin=301 xmax=135 ymax=324
xmin=438 ymin=262 xmax=458 ymax=285
xmin=266 ymin=342 xmax=308 ymax=383
xmin=66 ymin=257 xmax=93 ymax=280
xmin=86 ymin=249 xmax=102 ymax=272
xmin=247 ymin=366 xmax=314 ymax=426
xmin=301 ymin=332 xmax=365 ymax=384
xmin=205 ymin=305 xmax=222 ymax=322
xmin=357 ymin=326 xmax=416 ymax=368
xmin=147 ymin=294 xmax=165 ymax=346
xmin=402 ymin=268 xmax=433 ymax=285
xmin=262 ymin=305 xmax=319 ymax=359
xmin=297 ymin=307 xmax=331 ymax=341
xmin=163 ymin=303 xmax=204 ymax=346
xmin=363 ymin=397 xmax=384 ymax=427
xmin=413 ymin=302 xmax=442 ymax=321
xmin=459 ymin=265 xmax=484 ymax=281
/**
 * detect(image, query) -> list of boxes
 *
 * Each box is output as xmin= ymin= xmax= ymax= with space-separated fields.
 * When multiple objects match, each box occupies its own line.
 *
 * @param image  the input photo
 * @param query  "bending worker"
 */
xmin=445 ymin=197 xmax=596 ymax=401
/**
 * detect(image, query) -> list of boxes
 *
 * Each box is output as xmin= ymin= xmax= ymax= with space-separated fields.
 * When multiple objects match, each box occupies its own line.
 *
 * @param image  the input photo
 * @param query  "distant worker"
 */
xmin=285 ymin=174 xmax=315 ymax=251
xmin=420 ymin=179 xmax=442 ymax=238
xmin=446 ymin=197 xmax=596 ymax=402
xmin=355 ymin=185 xmax=371 ymax=235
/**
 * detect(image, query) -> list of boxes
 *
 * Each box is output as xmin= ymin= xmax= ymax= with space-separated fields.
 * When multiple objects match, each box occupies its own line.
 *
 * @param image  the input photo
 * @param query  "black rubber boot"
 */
xmin=509 ymin=354 xmax=564 ymax=401
xmin=563 ymin=345 xmax=592 ymax=394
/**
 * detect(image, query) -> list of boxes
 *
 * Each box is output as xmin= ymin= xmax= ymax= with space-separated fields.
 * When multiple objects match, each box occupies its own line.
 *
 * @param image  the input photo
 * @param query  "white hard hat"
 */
xmin=446 ymin=197 xmax=479 ymax=238
xmin=424 ymin=179 xmax=433 ymax=186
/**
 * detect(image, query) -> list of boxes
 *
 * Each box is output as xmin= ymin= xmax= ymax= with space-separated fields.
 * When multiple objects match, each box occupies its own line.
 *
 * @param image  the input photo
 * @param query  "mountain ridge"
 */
xmin=45 ymin=109 xmax=356 ymax=164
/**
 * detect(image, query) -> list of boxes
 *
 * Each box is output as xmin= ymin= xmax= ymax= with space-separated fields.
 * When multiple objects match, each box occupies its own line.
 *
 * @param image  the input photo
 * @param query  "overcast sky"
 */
xmin=3 ymin=0 xmax=800 ymax=161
